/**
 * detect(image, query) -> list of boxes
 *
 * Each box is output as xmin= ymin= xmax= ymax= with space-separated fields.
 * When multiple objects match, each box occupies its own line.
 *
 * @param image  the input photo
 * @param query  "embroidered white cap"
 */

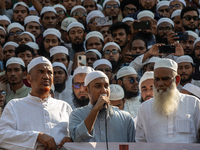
xmin=171 ymin=9 xmax=181 ymax=19
xmin=185 ymin=30 xmax=198 ymax=39
xmin=67 ymin=22 xmax=85 ymax=32
xmin=157 ymin=18 xmax=174 ymax=27
xmin=61 ymin=17 xmax=78 ymax=31
xmin=103 ymin=42 xmax=121 ymax=51
xmin=73 ymin=66 xmax=95 ymax=77
xmin=0 ymin=15 xmax=11 ymax=23
xmin=53 ymin=4 xmax=66 ymax=13
xmin=84 ymin=71 xmax=108 ymax=86
xmin=176 ymin=55 xmax=194 ymax=64
xmin=52 ymin=62 xmax=67 ymax=74
xmin=13 ymin=2 xmax=29 ymax=10
xmin=86 ymin=10 xmax=105 ymax=24
xmin=194 ymin=37 xmax=200 ymax=48
xmin=117 ymin=66 xmax=137 ymax=79
xmin=157 ymin=1 xmax=170 ymax=10
xmin=139 ymin=71 xmax=154 ymax=92
xmin=3 ymin=41 xmax=19 ymax=49
xmin=103 ymin=0 xmax=120 ymax=8
xmin=0 ymin=26 xmax=6 ymax=34
xmin=154 ymin=58 xmax=178 ymax=72
xmin=85 ymin=31 xmax=104 ymax=42
xmin=110 ymin=84 xmax=124 ymax=100
xmin=7 ymin=22 xmax=24 ymax=33
xmin=43 ymin=28 xmax=61 ymax=41
xmin=122 ymin=17 xmax=134 ymax=23
xmin=6 ymin=57 xmax=25 ymax=67
xmin=26 ymin=42 xmax=39 ymax=50
xmin=40 ymin=6 xmax=57 ymax=16
xmin=50 ymin=46 xmax=69 ymax=57
xmin=70 ymin=5 xmax=86 ymax=15
xmin=24 ymin=16 xmax=41 ymax=26
xmin=85 ymin=49 xmax=102 ymax=59
xmin=182 ymin=83 xmax=200 ymax=98
xmin=21 ymin=31 xmax=36 ymax=42
xmin=170 ymin=0 xmax=186 ymax=7
xmin=137 ymin=10 xmax=154 ymax=20
xmin=93 ymin=59 xmax=112 ymax=69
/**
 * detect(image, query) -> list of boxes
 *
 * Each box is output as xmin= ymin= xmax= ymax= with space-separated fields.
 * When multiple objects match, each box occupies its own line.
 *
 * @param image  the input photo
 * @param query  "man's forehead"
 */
xmin=91 ymin=77 xmax=109 ymax=84
xmin=96 ymin=64 xmax=111 ymax=69
xmin=141 ymin=79 xmax=154 ymax=87
xmin=154 ymin=67 xmax=174 ymax=76
xmin=124 ymin=74 xmax=138 ymax=78
xmin=178 ymin=62 xmax=192 ymax=67
xmin=70 ymin=27 xmax=84 ymax=32
xmin=53 ymin=66 xmax=65 ymax=72
xmin=4 ymin=45 xmax=15 ymax=50
xmin=43 ymin=12 xmax=56 ymax=17
xmin=105 ymin=45 xmax=119 ymax=50
xmin=158 ymin=22 xmax=172 ymax=28
xmin=106 ymin=1 xmax=118 ymax=5
xmin=73 ymin=8 xmax=86 ymax=13
xmin=14 ymin=5 xmax=27 ymax=10
xmin=33 ymin=63 xmax=52 ymax=71
xmin=7 ymin=63 xmax=21 ymax=69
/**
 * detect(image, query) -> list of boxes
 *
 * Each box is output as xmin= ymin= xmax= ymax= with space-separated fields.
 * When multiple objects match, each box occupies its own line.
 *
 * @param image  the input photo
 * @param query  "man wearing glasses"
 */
xmin=82 ymin=0 xmax=98 ymax=14
xmin=120 ymin=0 xmax=139 ymax=18
xmin=117 ymin=66 xmax=141 ymax=118
xmin=169 ymin=0 xmax=185 ymax=16
xmin=0 ymin=85 xmax=6 ymax=117
xmin=53 ymin=4 xmax=67 ymax=29
xmin=71 ymin=5 xmax=87 ymax=28
xmin=7 ymin=22 xmax=24 ymax=43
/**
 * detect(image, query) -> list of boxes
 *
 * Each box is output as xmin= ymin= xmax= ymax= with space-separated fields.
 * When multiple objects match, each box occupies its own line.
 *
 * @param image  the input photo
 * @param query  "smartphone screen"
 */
xmin=133 ymin=21 xmax=151 ymax=30
xmin=159 ymin=45 xmax=175 ymax=53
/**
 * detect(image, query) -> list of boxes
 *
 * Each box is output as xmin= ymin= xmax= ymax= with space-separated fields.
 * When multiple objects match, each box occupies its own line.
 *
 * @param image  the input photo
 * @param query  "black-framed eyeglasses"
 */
xmin=57 ymin=10 xmax=65 ymax=15
xmin=73 ymin=82 xmax=85 ymax=89
xmin=96 ymin=68 xmax=112 ymax=73
xmin=183 ymin=15 xmax=199 ymax=21
xmin=124 ymin=7 xmax=137 ymax=13
xmin=104 ymin=49 xmax=119 ymax=55
xmin=73 ymin=12 xmax=87 ymax=17
xmin=9 ymin=31 xmax=22 ymax=37
xmin=105 ymin=4 xmax=119 ymax=9
xmin=123 ymin=77 xmax=139 ymax=84
xmin=0 ymin=91 xmax=6 ymax=96
xmin=169 ymin=4 xmax=181 ymax=9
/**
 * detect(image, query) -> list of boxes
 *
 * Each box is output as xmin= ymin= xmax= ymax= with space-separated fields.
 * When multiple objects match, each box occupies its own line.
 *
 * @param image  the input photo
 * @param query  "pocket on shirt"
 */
xmin=176 ymin=119 xmax=191 ymax=133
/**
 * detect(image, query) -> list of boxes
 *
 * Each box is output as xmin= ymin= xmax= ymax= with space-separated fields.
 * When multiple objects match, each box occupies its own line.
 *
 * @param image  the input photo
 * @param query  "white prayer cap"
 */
xmin=85 ymin=49 xmax=102 ymax=58
xmin=50 ymin=46 xmax=69 ymax=57
xmin=110 ymin=84 xmax=124 ymax=100
xmin=122 ymin=17 xmax=134 ymax=23
xmin=6 ymin=57 xmax=25 ymax=67
xmin=176 ymin=55 xmax=194 ymax=64
xmin=103 ymin=42 xmax=121 ymax=51
xmin=61 ymin=17 xmax=78 ymax=31
xmin=137 ymin=10 xmax=154 ymax=20
xmin=139 ymin=71 xmax=154 ymax=92
xmin=154 ymin=58 xmax=178 ymax=72
xmin=0 ymin=15 xmax=11 ymax=23
xmin=85 ymin=31 xmax=104 ymax=42
xmin=53 ymin=4 xmax=66 ymax=13
xmin=7 ymin=22 xmax=24 ymax=33
xmin=97 ymin=4 xmax=103 ymax=12
xmin=27 ymin=56 xmax=52 ymax=73
xmin=24 ymin=16 xmax=41 ymax=26
xmin=117 ymin=66 xmax=137 ymax=79
xmin=81 ymin=0 xmax=97 ymax=2
xmin=3 ymin=41 xmax=19 ymax=49
xmin=40 ymin=6 xmax=57 ymax=16
xmin=103 ymin=0 xmax=120 ymax=8
xmin=182 ymin=83 xmax=200 ymax=99
xmin=70 ymin=5 xmax=86 ymax=15
xmin=29 ymin=6 xmax=36 ymax=11
xmin=93 ymin=59 xmax=112 ymax=69
xmin=146 ymin=57 xmax=161 ymax=64
xmin=52 ymin=62 xmax=67 ymax=74
xmin=21 ymin=31 xmax=36 ymax=43
xmin=73 ymin=66 xmax=95 ymax=77
xmin=157 ymin=1 xmax=170 ymax=10
xmin=86 ymin=10 xmax=105 ymax=24
xmin=193 ymin=37 xmax=200 ymax=47
xmin=26 ymin=42 xmax=39 ymax=50
xmin=84 ymin=71 xmax=108 ymax=86
xmin=13 ymin=2 xmax=29 ymax=10
xmin=43 ymin=28 xmax=61 ymax=41
xmin=67 ymin=22 xmax=85 ymax=32
xmin=185 ymin=30 xmax=198 ymax=39
xmin=170 ymin=0 xmax=186 ymax=7
xmin=157 ymin=18 xmax=174 ymax=27
xmin=171 ymin=9 xmax=181 ymax=19
xmin=0 ymin=26 xmax=6 ymax=35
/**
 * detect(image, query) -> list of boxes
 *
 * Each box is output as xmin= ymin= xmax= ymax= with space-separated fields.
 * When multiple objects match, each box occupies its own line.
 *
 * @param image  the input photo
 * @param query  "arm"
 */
xmin=30 ymin=0 xmax=43 ymax=16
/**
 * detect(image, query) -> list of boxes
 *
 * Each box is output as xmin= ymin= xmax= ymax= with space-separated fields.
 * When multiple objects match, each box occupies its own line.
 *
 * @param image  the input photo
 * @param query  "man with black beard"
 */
xmin=71 ymin=66 xmax=94 ymax=108
xmin=66 ymin=22 xmax=86 ymax=61
xmin=53 ymin=62 xmax=73 ymax=107
xmin=117 ymin=66 xmax=141 ymax=118
xmin=176 ymin=55 xmax=200 ymax=91
xmin=103 ymin=42 xmax=122 ymax=74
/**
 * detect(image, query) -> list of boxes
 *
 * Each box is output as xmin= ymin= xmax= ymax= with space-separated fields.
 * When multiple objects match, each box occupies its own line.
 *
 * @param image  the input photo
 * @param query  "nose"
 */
xmin=136 ymin=49 xmax=140 ymax=54
xmin=80 ymin=85 xmax=85 ymax=91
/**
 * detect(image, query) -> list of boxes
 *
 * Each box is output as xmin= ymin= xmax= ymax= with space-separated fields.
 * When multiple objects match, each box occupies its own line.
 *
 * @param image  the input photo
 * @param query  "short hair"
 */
xmin=130 ymin=36 xmax=147 ymax=50
xmin=180 ymin=7 xmax=199 ymax=19
xmin=15 ymin=44 xmax=35 ymax=57
xmin=109 ymin=22 xmax=130 ymax=36
xmin=6 ymin=64 xmax=25 ymax=72
xmin=50 ymin=54 xmax=70 ymax=64
xmin=120 ymin=0 xmax=139 ymax=12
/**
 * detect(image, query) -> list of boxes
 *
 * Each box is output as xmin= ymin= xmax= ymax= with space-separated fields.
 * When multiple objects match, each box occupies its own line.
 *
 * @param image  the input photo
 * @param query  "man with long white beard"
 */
xmin=136 ymin=58 xmax=200 ymax=143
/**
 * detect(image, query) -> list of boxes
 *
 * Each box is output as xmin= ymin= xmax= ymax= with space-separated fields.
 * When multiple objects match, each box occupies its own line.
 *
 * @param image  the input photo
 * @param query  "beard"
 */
xmin=122 ymin=82 xmax=139 ymax=99
xmin=72 ymin=42 xmax=84 ymax=51
xmin=153 ymin=81 xmax=180 ymax=116
xmin=180 ymin=73 xmax=193 ymax=84
xmin=138 ymin=31 xmax=152 ymax=40
xmin=156 ymin=34 xmax=168 ymax=44
xmin=139 ymin=3 xmax=156 ymax=13
xmin=183 ymin=24 xmax=197 ymax=31
xmin=110 ymin=59 xmax=121 ymax=72
xmin=72 ymin=91 xmax=89 ymax=108
xmin=54 ymin=82 xmax=65 ymax=92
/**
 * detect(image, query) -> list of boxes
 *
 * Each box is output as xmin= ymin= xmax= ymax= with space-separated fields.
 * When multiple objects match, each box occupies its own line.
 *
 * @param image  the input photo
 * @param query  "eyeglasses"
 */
xmin=124 ymin=7 xmax=137 ymax=13
xmin=105 ymin=4 xmax=119 ymax=9
xmin=9 ymin=31 xmax=22 ymax=36
xmin=183 ymin=15 xmax=199 ymax=21
xmin=57 ymin=10 xmax=65 ymax=15
xmin=73 ymin=12 xmax=87 ymax=17
xmin=158 ymin=27 xmax=172 ymax=32
xmin=169 ymin=4 xmax=181 ymax=9
xmin=88 ymin=19 xmax=96 ymax=24
xmin=96 ymin=68 xmax=112 ymax=73
xmin=0 ymin=91 xmax=6 ymax=96
xmin=123 ymin=77 xmax=139 ymax=84
xmin=104 ymin=49 xmax=119 ymax=55
xmin=73 ymin=82 xmax=85 ymax=89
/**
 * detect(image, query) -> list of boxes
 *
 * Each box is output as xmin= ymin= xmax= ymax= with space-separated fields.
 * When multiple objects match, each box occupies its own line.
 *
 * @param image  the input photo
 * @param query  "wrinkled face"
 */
xmin=130 ymin=39 xmax=147 ymax=55
xmin=86 ymin=52 xmax=98 ymax=67
xmin=103 ymin=45 xmax=120 ymax=62
xmin=112 ymin=28 xmax=128 ymax=47
xmin=87 ymin=16 xmax=101 ymax=31
xmin=18 ymin=34 xmax=33 ymax=45
xmin=0 ymin=29 xmax=6 ymax=46
xmin=194 ymin=41 xmax=200 ymax=59
xmin=6 ymin=64 xmax=24 ymax=85
xmin=25 ymin=22 xmax=41 ymax=38
xmin=169 ymin=1 xmax=183 ymax=15
xmin=110 ymin=99 xmax=124 ymax=110
xmin=0 ymin=20 xmax=10 ymax=33
xmin=52 ymin=53 xmax=69 ymax=69
xmin=122 ymin=74 xmax=139 ymax=94
xmin=104 ymin=1 xmax=120 ymax=18
xmin=3 ymin=45 xmax=16 ymax=61
xmin=95 ymin=64 xmax=113 ymax=81
xmin=53 ymin=66 xmax=67 ymax=85
xmin=123 ymin=4 xmax=137 ymax=17
xmin=86 ymin=37 xmax=103 ymax=52
xmin=141 ymin=79 xmax=153 ymax=101
xmin=172 ymin=16 xmax=182 ymax=32
xmin=0 ymin=86 xmax=6 ymax=108
xmin=158 ymin=5 xmax=170 ymax=18
xmin=100 ymin=26 xmax=111 ymax=38
xmin=180 ymin=35 xmax=196 ymax=55
xmin=41 ymin=12 xmax=57 ymax=29
xmin=82 ymin=0 xmax=97 ymax=14
xmin=63 ymin=0 xmax=77 ymax=11
xmin=182 ymin=10 xmax=198 ymax=31
xmin=139 ymin=0 xmax=156 ymax=10
xmin=17 ymin=50 xmax=33 ymax=67
xmin=177 ymin=62 xmax=193 ymax=82
xmin=44 ymin=34 xmax=60 ymax=52
xmin=68 ymin=27 xmax=85 ymax=44
xmin=8 ymin=28 xmax=23 ymax=43
xmin=55 ymin=7 xmax=66 ymax=23
xmin=13 ymin=5 xmax=28 ymax=24
xmin=72 ymin=9 xmax=87 ymax=26
xmin=39 ymin=0 xmax=51 ymax=7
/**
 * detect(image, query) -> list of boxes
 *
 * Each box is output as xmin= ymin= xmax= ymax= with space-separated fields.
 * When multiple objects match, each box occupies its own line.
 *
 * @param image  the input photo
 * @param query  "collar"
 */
xmin=88 ymin=102 xmax=94 ymax=109
xmin=27 ymin=93 xmax=51 ymax=103
xmin=15 ymin=84 xmax=28 ymax=94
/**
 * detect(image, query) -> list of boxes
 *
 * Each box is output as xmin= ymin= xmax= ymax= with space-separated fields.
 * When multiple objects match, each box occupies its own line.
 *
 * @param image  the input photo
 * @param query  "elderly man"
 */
xmin=69 ymin=71 xmax=135 ymax=142
xmin=0 ymin=56 xmax=72 ymax=149
xmin=136 ymin=58 xmax=200 ymax=143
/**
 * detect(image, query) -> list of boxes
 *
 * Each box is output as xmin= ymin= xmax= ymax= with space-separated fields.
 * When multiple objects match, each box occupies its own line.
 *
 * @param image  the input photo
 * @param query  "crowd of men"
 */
xmin=0 ymin=0 xmax=200 ymax=149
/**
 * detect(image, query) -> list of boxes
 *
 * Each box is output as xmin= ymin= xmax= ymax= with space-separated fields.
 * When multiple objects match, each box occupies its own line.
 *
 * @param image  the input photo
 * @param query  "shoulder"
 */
xmin=179 ymin=93 xmax=200 ymax=103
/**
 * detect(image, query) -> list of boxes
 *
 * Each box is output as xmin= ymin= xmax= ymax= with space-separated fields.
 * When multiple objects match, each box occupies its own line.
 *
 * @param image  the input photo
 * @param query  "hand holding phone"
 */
xmin=133 ymin=21 xmax=151 ymax=30
xmin=174 ymin=32 xmax=188 ymax=40
xmin=159 ymin=45 xmax=175 ymax=53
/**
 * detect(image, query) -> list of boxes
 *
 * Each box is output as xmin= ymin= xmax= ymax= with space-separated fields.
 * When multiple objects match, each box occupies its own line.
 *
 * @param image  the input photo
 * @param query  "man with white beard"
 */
xmin=135 ymin=58 xmax=200 ymax=143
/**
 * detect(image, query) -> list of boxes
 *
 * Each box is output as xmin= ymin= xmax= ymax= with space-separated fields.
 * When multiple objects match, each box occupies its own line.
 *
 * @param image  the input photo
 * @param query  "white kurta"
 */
xmin=54 ymin=87 xmax=73 ymax=106
xmin=0 ymin=94 xmax=72 ymax=150
xmin=136 ymin=93 xmax=200 ymax=143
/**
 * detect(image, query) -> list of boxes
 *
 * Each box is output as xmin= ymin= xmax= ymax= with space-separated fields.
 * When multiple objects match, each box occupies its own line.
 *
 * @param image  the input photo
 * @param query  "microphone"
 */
xmin=101 ymin=94 xmax=107 ymax=109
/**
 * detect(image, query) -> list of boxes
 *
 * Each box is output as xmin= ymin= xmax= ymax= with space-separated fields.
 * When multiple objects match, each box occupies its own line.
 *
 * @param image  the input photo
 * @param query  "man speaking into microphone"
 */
xmin=69 ymin=71 xmax=135 ymax=142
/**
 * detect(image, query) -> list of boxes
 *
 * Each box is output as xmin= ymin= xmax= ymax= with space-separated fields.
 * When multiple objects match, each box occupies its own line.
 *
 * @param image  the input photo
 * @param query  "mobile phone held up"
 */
xmin=174 ymin=32 xmax=188 ymax=40
xmin=133 ymin=21 xmax=151 ymax=30
xmin=77 ymin=55 xmax=86 ymax=67
xmin=95 ymin=16 xmax=113 ymax=26
xmin=159 ymin=45 xmax=175 ymax=53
